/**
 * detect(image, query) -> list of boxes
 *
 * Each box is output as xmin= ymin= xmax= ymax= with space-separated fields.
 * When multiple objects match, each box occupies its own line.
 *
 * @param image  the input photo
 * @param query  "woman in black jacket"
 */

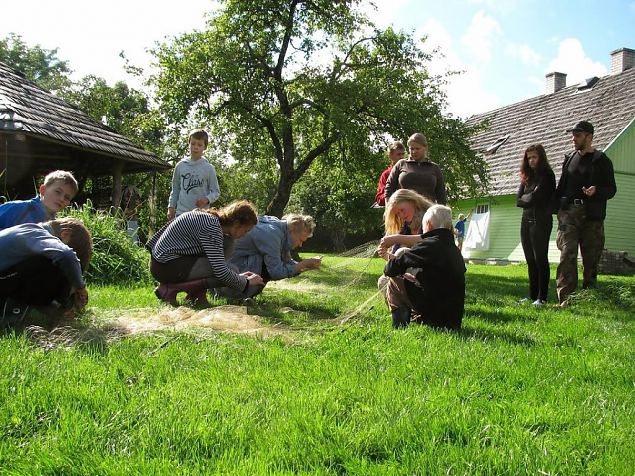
xmin=517 ymin=144 xmax=556 ymax=305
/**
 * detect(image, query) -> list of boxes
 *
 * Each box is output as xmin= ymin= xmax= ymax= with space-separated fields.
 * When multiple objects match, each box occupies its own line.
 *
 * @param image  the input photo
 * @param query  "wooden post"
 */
xmin=111 ymin=159 xmax=124 ymax=213
xmin=149 ymin=171 xmax=157 ymax=236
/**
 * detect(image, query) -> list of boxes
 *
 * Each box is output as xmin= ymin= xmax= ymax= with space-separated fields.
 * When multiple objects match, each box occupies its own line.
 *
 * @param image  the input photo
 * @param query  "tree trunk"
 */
xmin=332 ymin=228 xmax=347 ymax=253
xmin=266 ymin=176 xmax=293 ymax=218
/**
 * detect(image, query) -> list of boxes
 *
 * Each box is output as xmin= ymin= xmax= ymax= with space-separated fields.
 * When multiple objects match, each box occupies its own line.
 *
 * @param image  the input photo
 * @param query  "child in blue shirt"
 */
xmin=0 ymin=170 xmax=78 ymax=230
xmin=454 ymin=213 xmax=468 ymax=251
xmin=167 ymin=129 xmax=220 ymax=220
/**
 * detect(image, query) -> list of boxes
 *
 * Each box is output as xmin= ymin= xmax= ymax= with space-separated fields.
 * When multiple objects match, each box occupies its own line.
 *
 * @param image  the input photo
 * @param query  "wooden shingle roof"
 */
xmin=0 ymin=61 xmax=170 ymax=175
xmin=466 ymin=67 xmax=635 ymax=196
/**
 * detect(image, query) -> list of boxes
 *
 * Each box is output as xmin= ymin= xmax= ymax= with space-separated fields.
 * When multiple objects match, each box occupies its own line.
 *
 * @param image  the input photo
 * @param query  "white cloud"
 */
xmin=545 ymin=38 xmax=608 ymax=85
xmin=416 ymin=19 xmax=501 ymax=118
xmin=363 ymin=0 xmax=410 ymax=29
xmin=527 ymin=75 xmax=544 ymax=90
xmin=461 ymin=11 xmax=503 ymax=64
xmin=506 ymin=43 xmax=541 ymax=66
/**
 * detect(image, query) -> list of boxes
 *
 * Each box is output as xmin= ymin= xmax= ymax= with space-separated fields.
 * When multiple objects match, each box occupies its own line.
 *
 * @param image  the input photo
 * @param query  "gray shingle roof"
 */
xmin=0 ymin=61 xmax=169 ymax=172
xmin=465 ymin=67 xmax=635 ymax=196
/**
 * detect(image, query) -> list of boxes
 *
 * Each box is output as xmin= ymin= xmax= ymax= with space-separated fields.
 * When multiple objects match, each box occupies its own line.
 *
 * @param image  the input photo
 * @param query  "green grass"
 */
xmin=1 ymin=256 xmax=634 ymax=475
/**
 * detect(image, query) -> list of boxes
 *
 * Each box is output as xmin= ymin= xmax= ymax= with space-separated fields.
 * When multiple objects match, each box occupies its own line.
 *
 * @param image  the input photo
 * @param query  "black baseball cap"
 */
xmin=569 ymin=121 xmax=594 ymax=134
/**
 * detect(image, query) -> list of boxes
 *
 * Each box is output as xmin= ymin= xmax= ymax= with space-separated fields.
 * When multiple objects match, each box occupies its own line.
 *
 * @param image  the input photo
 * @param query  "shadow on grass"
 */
xmin=1 ymin=314 xmax=113 ymax=356
xmin=466 ymin=270 xmax=532 ymax=303
xmin=406 ymin=317 xmax=537 ymax=347
xmin=466 ymin=306 xmax=540 ymax=325
xmin=456 ymin=325 xmax=537 ymax=347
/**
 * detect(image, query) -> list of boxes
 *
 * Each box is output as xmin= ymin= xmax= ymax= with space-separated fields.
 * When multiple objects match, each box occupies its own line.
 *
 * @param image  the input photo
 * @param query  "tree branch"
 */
xmin=275 ymin=0 xmax=302 ymax=81
xmin=294 ymin=131 xmax=340 ymax=180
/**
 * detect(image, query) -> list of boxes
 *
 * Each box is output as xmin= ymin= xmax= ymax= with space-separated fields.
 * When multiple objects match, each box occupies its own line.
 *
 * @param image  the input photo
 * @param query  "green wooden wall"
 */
xmin=607 ymin=118 xmax=635 ymax=174
xmin=603 ymin=119 xmax=635 ymax=255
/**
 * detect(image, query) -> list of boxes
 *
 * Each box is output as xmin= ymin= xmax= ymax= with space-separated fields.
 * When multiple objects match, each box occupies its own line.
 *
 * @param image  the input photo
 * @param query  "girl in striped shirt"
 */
xmin=148 ymin=200 xmax=264 ymax=305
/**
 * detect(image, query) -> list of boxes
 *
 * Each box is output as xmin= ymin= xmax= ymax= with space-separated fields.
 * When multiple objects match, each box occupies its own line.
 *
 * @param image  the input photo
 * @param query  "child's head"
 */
xmin=49 ymin=217 xmax=93 ymax=272
xmin=421 ymin=205 xmax=453 ymax=233
xmin=458 ymin=213 xmax=466 ymax=221
xmin=386 ymin=141 xmax=405 ymax=165
xmin=188 ymin=129 xmax=209 ymax=160
xmin=210 ymin=200 xmax=258 ymax=239
xmin=40 ymin=170 xmax=78 ymax=214
xmin=384 ymin=189 xmax=432 ymax=235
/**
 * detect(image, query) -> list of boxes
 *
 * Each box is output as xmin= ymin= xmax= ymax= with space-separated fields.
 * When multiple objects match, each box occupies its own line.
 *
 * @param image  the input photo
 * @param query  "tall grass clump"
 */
xmin=63 ymin=201 xmax=152 ymax=285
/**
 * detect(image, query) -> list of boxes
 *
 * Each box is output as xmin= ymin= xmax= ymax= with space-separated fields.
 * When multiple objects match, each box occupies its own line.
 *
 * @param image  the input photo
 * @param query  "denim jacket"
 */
xmin=229 ymin=215 xmax=298 ymax=280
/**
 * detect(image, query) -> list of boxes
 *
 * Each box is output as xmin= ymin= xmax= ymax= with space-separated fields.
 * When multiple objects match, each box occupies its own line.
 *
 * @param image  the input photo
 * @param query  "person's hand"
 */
xmin=377 ymin=246 xmax=390 ymax=261
xmin=242 ymin=272 xmax=264 ymax=287
xmin=62 ymin=308 xmax=76 ymax=319
xmin=380 ymin=235 xmax=398 ymax=248
xmin=582 ymin=186 xmax=597 ymax=197
xmin=404 ymin=272 xmax=417 ymax=283
xmin=195 ymin=197 xmax=210 ymax=208
xmin=167 ymin=207 xmax=176 ymax=221
xmin=303 ymin=257 xmax=322 ymax=271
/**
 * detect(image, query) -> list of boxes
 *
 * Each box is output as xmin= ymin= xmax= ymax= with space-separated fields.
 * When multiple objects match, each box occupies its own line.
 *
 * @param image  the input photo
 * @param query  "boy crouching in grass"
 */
xmin=381 ymin=204 xmax=466 ymax=330
xmin=0 ymin=218 xmax=92 ymax=326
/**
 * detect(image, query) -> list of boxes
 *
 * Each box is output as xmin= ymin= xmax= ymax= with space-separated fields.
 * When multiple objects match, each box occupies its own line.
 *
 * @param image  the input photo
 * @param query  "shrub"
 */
xmin=63 ymin=202 xmax=152 ymax=285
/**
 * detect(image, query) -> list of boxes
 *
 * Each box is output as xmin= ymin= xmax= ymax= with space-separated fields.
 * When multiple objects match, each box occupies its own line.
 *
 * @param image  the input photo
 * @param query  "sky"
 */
xmin=1 ymin=0 xmax=634 ymax=118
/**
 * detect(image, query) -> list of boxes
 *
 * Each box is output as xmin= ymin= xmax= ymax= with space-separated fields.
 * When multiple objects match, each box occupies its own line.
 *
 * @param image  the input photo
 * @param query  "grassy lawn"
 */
xmin=1 ymin=255 xmax=634 ymax=475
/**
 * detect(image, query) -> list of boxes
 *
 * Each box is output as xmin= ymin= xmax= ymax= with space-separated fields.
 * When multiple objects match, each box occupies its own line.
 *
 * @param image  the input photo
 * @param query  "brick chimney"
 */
xmin=545 ymin=72 xmax=567 ymax=94
xmin=610 ymin=47 xmax=635 ymax=74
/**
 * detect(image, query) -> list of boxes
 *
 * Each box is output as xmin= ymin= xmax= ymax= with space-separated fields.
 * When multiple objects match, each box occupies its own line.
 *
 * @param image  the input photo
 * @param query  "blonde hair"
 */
xmin=407 ymin=132 xmax=428 ymax=147
xmin=283 ymin=214 xmax=316 ymax=237
xmin=422 ymin=205 xmax=453 ymax=231
xmin=206 ymin=200 xmax=258 ymax=228
xmin=384 ymin=189 xmax=432 ymax=235
xmin=43 ymin=170 xmax=78 ymax=194
xmin=48 ymin=217 xmax=93 ymax=272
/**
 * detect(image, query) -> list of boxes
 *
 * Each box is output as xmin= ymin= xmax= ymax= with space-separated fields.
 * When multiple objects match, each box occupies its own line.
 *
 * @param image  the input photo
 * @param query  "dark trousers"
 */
xmin=520 ymin=214 xmax=553 ymax=301
xmin=0 ymin=256 xmax=71 ymax=306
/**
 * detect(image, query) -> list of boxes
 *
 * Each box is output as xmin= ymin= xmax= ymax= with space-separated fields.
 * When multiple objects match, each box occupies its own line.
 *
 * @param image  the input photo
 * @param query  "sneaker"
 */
xmin=532 ymin=299 xmax=545 ymax=306
xmin=519 ymin=298 xmax=530 ymax=304
xmin=1 ymin=297 xmax=30 ymax=327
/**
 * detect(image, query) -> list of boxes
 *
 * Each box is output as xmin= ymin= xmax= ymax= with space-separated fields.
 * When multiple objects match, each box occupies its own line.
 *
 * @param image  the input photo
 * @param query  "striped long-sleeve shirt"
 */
xmin=149 ymin=211 xmax=247 ymax=291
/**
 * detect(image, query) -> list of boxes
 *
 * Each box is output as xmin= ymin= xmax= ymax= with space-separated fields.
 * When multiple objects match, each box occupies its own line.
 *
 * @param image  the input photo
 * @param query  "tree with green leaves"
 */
xmin=62 ymin=75 xmax=163 ymax=154
xmin=0 ymin=33 xmax=72 ymax=93
xmin=152 ymin=0 xmax=488 ymax=218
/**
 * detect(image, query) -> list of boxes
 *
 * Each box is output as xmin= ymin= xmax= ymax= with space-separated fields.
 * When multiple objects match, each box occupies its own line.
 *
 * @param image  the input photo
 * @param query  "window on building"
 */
xmin=476 ymin=203 xmax=489 ymax=214
xmin=485 ymin=134 xmax=510 ymax=155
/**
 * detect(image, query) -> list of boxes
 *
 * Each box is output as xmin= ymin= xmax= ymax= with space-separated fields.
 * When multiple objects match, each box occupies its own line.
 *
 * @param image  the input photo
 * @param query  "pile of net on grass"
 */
xmin=22 ymin=240 xmax=387 ymax=348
